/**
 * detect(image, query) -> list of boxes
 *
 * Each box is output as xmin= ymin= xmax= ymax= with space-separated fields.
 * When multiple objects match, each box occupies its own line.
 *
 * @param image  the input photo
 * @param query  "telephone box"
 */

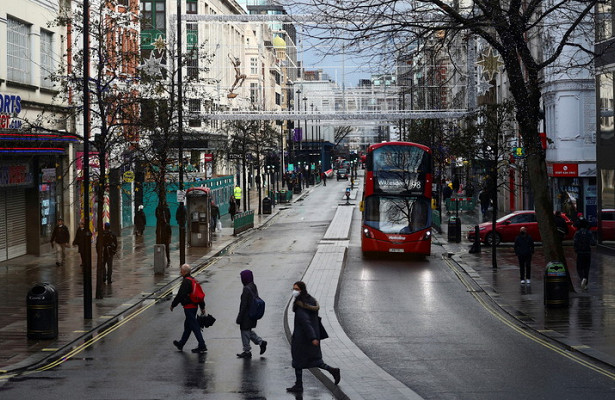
xmin=186 ymin=187 xmax=212 ymax=247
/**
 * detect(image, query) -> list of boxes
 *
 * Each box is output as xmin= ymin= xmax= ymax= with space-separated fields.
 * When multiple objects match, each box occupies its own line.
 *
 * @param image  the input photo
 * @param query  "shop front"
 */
xmin=548 ymin=162 xmax=597 ymax=226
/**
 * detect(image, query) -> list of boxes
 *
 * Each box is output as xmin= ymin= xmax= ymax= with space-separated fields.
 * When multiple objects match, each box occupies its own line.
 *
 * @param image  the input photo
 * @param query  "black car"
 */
xmin=336 ymin=168 xmax=349 ymax=181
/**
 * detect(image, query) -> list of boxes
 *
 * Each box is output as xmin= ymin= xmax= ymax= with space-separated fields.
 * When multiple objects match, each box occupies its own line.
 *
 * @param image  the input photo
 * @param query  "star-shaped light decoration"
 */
xmin=138 ymin=52 xmax=165 ymax=77
xmin=476 ymin=47 xmax=504 ymax=81
xmin=476 ymin=75 xmax=493 ymax=96
xmin=152 ymin=35 xmax=167 ymax=56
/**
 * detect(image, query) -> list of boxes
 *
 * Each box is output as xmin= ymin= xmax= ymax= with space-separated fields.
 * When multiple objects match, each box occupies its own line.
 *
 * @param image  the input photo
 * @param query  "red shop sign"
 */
xmin=204 ymin=153 xmax=213 ymax=162
xmin=550 ymin=163 xmax=578 ymax=177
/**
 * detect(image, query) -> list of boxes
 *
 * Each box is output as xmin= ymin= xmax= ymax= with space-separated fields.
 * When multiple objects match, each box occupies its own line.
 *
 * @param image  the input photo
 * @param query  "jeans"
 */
xmin=240 ymin=329 xmax=262 ymax=352
xmin=576 ymin=253 xmax=591 ymax=281
xmin=518 ymin=255 xmax=532 ymax=280
xmin=103 ymin=255 xmax=113 ymax=282
xmin=54 ymin=242 xmax=67 ymax=264
xmin=179 ymin=307 xmax=206 ymax=349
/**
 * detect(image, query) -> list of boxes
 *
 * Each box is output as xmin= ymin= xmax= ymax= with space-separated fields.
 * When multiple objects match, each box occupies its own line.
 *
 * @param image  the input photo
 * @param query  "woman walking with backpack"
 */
xmin=235 ymin=269 xmax=267 ymax=359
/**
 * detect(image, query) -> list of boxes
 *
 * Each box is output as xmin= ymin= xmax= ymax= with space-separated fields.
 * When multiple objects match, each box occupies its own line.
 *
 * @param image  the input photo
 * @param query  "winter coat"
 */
xmin=51 ymin=224 xmax=70 ymax=244
xmin=171 ymin=274 xmax=205 ymax=310
xmin=514 ymin=233 xmax=535 ymax=257
xmin=73 ymin=227 xmax=88 ymax=254
xmin=97 ymin=229 xmax=117 ymax=259
xmin=291 ymin=295 xmax=323 ymax=369
xmin=134 ymin=210 xmax=146 ymax=230
xmin=236 ymin=281 xmax=258 ymax=330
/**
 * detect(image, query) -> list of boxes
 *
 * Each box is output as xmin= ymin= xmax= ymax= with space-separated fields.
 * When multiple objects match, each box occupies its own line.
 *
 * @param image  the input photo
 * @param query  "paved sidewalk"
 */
xmin=0 ymin=185 xmax=298 ymax=373
xmin=435 ymin=208 xmax=615 ymax=369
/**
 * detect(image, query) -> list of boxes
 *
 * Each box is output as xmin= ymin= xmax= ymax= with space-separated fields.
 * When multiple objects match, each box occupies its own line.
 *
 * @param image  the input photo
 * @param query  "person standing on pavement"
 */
xmin=50 ymin=217 xmax=70 ymax=266
xmin=229 ymin=195 xmax=237 ymax=220
xmin=134 ymin=205 xmax=146 ymax=236
xmin=98 ymin=222 xmax=118 ymax=284
xmin=236 ymin=269 xmax=267 ymax=359
xmin=73 ymin=221 xmax=88 ymax=267
xmin=170 ymin=264 xmax=207 ymax=353
xmin=514 ymin=226 xmax=534 ymax=284
xmin=479 ymin=190 xmax=490 ymax=219
xmin=321 ymin=171 xmax=327 ymax=186
xmin=210 ymin=201 xmax=220 ymax=233
xmin=287 ymin=281 xmax=340 ymax=393
xmin=234 ymin=185 xmax=242 ymax=211
xmin=573 ymin=218 xmax=595 ymax=290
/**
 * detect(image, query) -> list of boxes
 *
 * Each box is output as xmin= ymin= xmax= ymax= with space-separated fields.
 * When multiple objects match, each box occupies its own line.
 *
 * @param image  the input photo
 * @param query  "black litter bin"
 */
xmin=447 ymin=216 xmax=462 ymax=243
xmin=27 ymin=283 xmax=58 ymax=339
xmin=262 ymin=197 xmax=272 ymax=214
xmin=544 ymin=261 xmax=569 ymax=308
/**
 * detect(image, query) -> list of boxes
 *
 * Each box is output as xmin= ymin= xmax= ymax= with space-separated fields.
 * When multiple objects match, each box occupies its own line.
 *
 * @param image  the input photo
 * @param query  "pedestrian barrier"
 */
xmin=233 ymin=210 xmax=254 ymax=235
xmin=445 ymin=197 xmax=476 ymax=212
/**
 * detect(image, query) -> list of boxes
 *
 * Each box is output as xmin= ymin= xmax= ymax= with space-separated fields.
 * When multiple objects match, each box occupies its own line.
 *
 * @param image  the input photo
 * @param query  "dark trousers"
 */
xmin=79 ymin=251 xmax=87 ymax=267
xmin=165 ymin=243 xmax=170 ymax=263
xmin=103 ymin=256 xmax=113 ymax=282
xmin=179 ymin=307 xmax=206 ymax=348
xmin=518 ymin=255 xmax=532 ymax=280
xmin=576 ymin=253 xmax=591 ymax=280
xmin=294 ymin=361 xmax=330 ymax=384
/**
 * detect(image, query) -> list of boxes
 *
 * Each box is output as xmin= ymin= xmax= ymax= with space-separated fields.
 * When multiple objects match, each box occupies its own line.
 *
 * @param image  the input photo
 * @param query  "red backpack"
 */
xmin=187 ymin=277 xmax=205 ymax=303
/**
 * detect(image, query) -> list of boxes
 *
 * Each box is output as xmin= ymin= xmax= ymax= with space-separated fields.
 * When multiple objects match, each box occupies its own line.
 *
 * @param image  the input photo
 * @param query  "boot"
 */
xmin=329 ymin=367 xmax=341 ymax=385
xmin=286 ymin=383 xmax=303 ymax=393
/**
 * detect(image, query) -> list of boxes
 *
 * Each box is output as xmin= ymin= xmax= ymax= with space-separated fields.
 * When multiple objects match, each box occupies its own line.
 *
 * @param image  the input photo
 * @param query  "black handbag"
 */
xmin=318 ymin=316 xmax=329 ymax=340
xmin=198 ymin=313 xmax=216 ymax=329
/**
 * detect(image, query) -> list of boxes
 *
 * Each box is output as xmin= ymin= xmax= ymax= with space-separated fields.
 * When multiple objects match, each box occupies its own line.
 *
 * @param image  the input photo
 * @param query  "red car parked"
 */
xmin=467 ymin=210 xmax=575 ymax=245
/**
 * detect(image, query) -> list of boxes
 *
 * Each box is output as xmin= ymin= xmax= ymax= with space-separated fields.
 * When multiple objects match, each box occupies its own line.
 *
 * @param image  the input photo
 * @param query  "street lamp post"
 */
xmin=303 ymin=96 xmax=308 ymax=187
xmin=177 ymin=0 xmax=186 ymax=265
xmin=295 ymin=89 xmax=301 ymax=151
xmin=82 ymin=0 xmax=92 ymax=319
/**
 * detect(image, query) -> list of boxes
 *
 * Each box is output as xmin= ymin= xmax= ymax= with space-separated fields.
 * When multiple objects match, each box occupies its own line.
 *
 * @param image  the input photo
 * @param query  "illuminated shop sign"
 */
xmin=0 ymin=163 xmax=33 ymax=187
xmin=0 ymin=93 xmax=23 ymax=129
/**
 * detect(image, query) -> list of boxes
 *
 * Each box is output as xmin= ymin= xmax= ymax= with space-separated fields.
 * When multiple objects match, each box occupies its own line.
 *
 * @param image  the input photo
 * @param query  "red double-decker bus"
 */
xmin=361 ymin=141 xmax=432 ymax=256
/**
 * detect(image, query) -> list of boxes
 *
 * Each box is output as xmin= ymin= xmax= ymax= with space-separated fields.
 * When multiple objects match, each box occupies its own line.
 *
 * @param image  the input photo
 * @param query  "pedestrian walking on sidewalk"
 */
xmin=514 ymin=226 xmax=534 ymax=284
xmin=134 ymin=205 xmax=146 ymax=236
xmin=73 ymin=221 xmax=88 ymax=267
xmin=286 ymin=281 xmax=340 ymax=393
xmin=236 ymin=269 xmax=267 ymax=359
xmin=573 ymin=218 xmax=595 ymax=290
xmin=97 ymin=222 xmax=117 ymax=284
xmin=210 ymin=201 xmax=220 ymax=233
xmin=229 ymin=195 xmax=237 ymax=220
xmin=321 ymin=171 xmax=327 ymax=186
xmin=170 ymin=264 xmax=207 ymax=353
xmin=50 ymin=217 xmax=70 ymax=266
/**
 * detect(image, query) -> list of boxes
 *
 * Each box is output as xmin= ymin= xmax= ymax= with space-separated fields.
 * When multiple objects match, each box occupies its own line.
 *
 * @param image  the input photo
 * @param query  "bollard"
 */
xmin=154 ymin=244 xmax=166 ymax=274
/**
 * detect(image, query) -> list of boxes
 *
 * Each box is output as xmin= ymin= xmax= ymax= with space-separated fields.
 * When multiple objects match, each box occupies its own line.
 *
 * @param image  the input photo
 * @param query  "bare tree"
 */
xmin=293 ymin=0 xmax=596 ymax=268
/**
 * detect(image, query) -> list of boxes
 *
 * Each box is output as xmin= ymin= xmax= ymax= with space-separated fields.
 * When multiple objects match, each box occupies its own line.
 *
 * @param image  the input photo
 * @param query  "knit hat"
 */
xmin=240 ymin=269 xmax=253 ymax=285
xmin=138 ymin=205 xmax=144 ymax=210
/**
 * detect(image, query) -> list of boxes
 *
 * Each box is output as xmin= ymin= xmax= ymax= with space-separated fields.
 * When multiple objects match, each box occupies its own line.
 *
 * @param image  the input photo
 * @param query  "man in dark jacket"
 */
xmin=73 ymin=221 xmax=88 ymax=267
xmin=574 ymin=218 xmax=595 ymax=290
xmin=514 ymin=227 xmax=535 ymax=285
xmin=51 ymin=217 xmax=70 ymax=266
xmin=286 ymin=281 xmax=340 ymax=393
xmin=236 ymin=269 xmax=267 ymax=359
xmin=170 ymin=264 xmax=207 ymax=353
xmin=134 ymin=205 xmax=146 ymax=236
xmin=554 ymin=210 xmax=569 ymax=240
xmin=97 ymin=222 xmax=117 ymax=284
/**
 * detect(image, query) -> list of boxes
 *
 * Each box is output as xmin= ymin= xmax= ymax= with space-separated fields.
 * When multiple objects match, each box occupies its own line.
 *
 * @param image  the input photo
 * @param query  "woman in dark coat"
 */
xmin=73 ymin=221 xmax=88 ymax=267
xmin=286 ymin=281 xmax=340 ymax=393
xmin=229 ymin=195 xmax=237 ymax=220
xmin=134 ymin=205 xmax=146 ymax=236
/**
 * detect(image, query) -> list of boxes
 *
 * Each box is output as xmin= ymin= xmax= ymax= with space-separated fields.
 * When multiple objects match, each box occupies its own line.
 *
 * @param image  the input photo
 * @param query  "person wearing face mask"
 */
xmin=50 ymin=217 xmax=70 ymax=266
xmin=286 ymin=281 xmax=340 ymax=393
xmin=514 ymin=226 xmax=535 ymax=284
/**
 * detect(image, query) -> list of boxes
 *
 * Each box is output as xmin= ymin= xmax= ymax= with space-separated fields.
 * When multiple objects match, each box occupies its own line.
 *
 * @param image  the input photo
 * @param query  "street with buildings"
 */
xmin=1 ymin=179 xmax=615 ymax=399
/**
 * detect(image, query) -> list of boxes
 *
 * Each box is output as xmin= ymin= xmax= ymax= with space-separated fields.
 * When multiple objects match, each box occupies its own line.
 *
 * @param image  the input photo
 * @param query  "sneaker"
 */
xmin=236 ymin=351 xmax=252 ymax=359
xmin=191 ymin=346 xmax=207 ymax=353
xmin=526 ymin=279 xmax=530 ymax=284
xmin=286 ymin=384 xmax=303 ymax=393
xmin=330 ymin=367 xmax=341 ymax=385
xmin=581 ymin=278 xmax=587 ymax=290
xmin=521 ymin=280 xmax=526 ymax=284
xmin=173 ymin=340 xmax=183 ymax=351
xmin=259 ymin=340 xmax=267 ymax=355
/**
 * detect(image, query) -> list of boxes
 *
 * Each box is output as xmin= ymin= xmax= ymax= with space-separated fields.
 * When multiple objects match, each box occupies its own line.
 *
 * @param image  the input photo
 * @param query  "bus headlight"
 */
xmin=422 ymin=230 xmax=432 ymax=241
xmin=363 ymin=227 xmax=373 ymax=238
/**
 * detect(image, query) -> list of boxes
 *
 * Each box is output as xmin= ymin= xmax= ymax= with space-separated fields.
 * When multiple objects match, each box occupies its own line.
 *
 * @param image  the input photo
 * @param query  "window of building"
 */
xmin=187 ymin=52 xmax=199 ymax=79
xmin=189 ymin=99 xmax=201 ymax=127
xmin=597 ymin=1 xmax=613 ymax=42
xmin=40 ymin=29 xmax=54 ymax=88
xmin=276 ymin=92 xmax=281 ymax=105
xmin=155 ymin=1 xmax=165 ymax=30
xmin=250 ymin=82 xmax=259 ymax=103
xmin=140 ymin=0 xmax=165 ymax=30
xmin=250 ymin=57 xmax=258 ymax=75
xmin=7 ymin=17 xmax=32 ymax=84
